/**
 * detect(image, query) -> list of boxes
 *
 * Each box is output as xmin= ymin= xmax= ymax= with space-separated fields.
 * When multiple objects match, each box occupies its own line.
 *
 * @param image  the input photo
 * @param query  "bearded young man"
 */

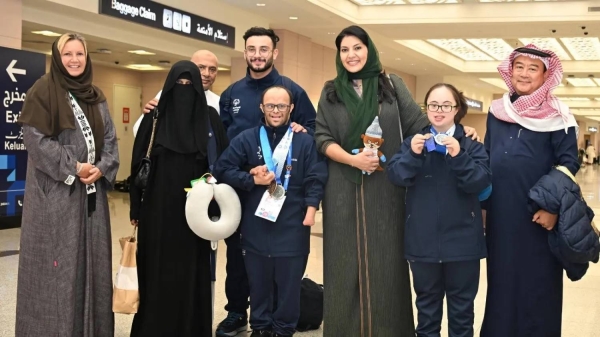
xmin=216 ymin=27 xmax=316 ymax=337
xmin=481 ymin=44 xmax=579 ymax=337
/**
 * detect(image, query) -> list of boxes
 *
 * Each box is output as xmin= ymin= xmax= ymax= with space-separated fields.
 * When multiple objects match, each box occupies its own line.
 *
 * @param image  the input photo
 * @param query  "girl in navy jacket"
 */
xmin=214 ymin=85 xmax=327 ymax=337
xmin=387 ymin=83 xmax=491 ymax=337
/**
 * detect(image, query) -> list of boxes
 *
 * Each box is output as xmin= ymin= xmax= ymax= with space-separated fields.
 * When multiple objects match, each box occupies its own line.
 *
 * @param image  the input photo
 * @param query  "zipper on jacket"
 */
xmin=436 ymin=164 xmax=442 ymax=263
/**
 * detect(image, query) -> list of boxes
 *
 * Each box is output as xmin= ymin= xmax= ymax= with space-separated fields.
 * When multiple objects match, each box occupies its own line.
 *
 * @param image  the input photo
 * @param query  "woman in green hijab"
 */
xmin=315 ymin=25 xmax=479 ymax=336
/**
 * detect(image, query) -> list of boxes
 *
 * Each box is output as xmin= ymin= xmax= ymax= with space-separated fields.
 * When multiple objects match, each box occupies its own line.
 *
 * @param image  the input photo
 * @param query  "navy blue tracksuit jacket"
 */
xmin=219 ymin=68 xmax=316 ymax=140
xmin=387 ymin=124 xmax=491 ymax=263
xmin=213 ymin=122 xmax=328 ymax=257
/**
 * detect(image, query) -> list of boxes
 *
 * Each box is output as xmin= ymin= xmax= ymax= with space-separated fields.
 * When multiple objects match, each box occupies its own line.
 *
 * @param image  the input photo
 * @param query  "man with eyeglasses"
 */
xmin=214 ymin=85 xmax=326 ymax=337
xmin=133 ymin=49 xmax=221 ymax=136
xmin=216 ymin=27 xmax=317 ymax=337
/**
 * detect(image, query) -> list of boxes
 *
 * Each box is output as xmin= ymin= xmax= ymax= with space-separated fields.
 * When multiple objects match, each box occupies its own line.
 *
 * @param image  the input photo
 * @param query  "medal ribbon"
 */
xmin=426 ymin=124 xmax=456 ymax=155
xmin=259 ymin=126 xmax=293 ymax=191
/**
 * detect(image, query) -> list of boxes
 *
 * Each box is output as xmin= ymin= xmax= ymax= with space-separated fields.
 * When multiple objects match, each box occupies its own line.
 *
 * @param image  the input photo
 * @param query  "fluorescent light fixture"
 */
xmin=289 ymin=16 xmax=298 ymax=20
xmin=594 ymin=79 xmax=600 ymax=86
xmin=569 ymin=97 xmax=591 ymax=101
xmin=427 ymin=39 xmax=493 ymax=61
xmin=349 ymin=0 xmax=460 ymax=4
xmin=467 ymin=38 xmax=514 ymax=61
xmin=128 ymin=50 xmax=156 ymax=55
xmin=518 ymin=38 xmax=571 ymax=60
xmin=125 ymin=64 xmax=163 ymax=71
xmin=560 ymin=37 xmax=600 ymax=61
xmin=256 ymin=3 xmax=266 ymax=6
xmin=217 ymin=67 xmax=230 ymax=71
xmin=32 ymin=30 xmax=62 ymax=37
xmin=566 ymin=78 xmax=597 ymax=87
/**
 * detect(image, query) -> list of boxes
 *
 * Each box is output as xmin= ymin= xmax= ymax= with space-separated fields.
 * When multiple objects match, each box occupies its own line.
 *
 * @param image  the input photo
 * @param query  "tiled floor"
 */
xmin=2 ymin=165 xmax=600 ymax=336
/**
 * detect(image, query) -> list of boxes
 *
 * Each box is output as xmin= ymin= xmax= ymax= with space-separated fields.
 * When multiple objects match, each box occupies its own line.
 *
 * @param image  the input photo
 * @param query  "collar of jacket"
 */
xmin=420 ymin=123 xmax=466 ymax=141
xmin=260 ymin=118 xmax=292 ymax=146
xmin=245 ymin=67 xmax=281 ymax=87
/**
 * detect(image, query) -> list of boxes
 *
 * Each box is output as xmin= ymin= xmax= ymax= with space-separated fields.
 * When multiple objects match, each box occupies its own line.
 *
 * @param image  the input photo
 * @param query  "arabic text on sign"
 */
xmin=3 ymin=89 xmax=26 ymax=108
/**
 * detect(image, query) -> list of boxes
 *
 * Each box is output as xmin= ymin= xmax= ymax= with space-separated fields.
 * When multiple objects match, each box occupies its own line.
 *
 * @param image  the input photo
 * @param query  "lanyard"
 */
xmin=259 ymin=126 xmax=293 ymax=191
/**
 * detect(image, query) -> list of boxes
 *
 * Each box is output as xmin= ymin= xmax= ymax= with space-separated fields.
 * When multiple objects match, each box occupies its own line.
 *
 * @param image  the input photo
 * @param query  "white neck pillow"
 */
xmin=185 ymin=179 xmax=241 ymax=241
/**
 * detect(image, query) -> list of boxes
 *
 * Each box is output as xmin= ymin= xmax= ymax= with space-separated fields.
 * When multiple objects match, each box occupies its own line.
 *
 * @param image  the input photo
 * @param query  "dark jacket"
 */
xmin=213 ymin=121 xmax=328 ymax=257
xmin=219 ymin=67 xmax=316 ymax=140
xmin=387 ymin=124 xmax=491 ymax=263
xmin=528 ymin=167 xmax=600 ymax=281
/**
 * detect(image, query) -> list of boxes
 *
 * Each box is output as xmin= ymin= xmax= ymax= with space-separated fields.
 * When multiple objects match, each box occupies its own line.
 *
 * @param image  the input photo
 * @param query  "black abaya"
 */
xmin=129 ymin=60 xmax=228 ymax=337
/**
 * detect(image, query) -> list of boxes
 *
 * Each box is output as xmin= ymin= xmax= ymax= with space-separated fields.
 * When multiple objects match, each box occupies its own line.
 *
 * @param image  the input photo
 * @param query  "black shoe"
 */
xmin=215 ymin=312 xmax=248 ymax=337
xmin=250 ymin=330 xmax=272 ymax=337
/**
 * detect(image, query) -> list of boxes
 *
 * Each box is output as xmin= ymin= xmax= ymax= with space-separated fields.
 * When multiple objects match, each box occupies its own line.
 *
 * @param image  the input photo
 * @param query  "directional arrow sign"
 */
xmin=0 ymin=46 xmax=45 ymax=221
xmin=6 ymin=60 xmax=26 ymax=82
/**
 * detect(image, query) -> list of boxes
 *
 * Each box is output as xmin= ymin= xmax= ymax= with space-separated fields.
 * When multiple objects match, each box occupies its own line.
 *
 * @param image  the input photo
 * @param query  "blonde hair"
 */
xmin=57 ymin=33 xmax=88 ymax=57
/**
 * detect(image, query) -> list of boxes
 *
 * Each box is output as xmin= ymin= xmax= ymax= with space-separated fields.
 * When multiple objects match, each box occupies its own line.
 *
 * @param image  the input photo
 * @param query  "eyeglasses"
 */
xmin=427 ymin=104 xmax=456 ymax=113
xmin=262 ymin=103 xmax=291 ymax=112
xmin=176 ymin=79 xmax=192 ymax=85
xmin=245 ymin=47 xmax=272 ymax=56
xmin=198 ymin=65 xmax=217 ymax=75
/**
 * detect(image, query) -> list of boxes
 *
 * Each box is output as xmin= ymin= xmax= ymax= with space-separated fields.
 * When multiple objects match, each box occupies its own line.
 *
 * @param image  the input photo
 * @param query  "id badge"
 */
xmin=255 ymin=191 xmax=286 ymax=222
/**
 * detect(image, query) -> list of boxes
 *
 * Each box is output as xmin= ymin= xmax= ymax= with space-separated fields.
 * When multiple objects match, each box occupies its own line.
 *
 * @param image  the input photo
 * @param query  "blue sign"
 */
xmin=0 ymin=47 xmax=45 ymax=217
xmin=99 ymin=0 xmax=235 ymax=48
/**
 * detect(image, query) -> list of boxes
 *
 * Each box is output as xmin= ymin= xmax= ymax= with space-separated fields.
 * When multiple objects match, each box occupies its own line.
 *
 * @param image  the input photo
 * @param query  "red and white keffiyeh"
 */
xmin=490 ymin=44 xmax=578 ymax=133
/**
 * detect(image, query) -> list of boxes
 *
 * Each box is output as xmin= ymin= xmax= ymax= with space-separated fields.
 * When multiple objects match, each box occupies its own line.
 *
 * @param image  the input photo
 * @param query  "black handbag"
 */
xmin=133 ymin=109 xmax=159 ymax=189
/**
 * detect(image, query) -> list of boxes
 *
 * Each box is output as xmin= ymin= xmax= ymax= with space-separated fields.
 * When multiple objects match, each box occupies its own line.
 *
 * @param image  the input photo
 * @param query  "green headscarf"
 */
xmin=334 ymin=34 xmax=382 ymax=185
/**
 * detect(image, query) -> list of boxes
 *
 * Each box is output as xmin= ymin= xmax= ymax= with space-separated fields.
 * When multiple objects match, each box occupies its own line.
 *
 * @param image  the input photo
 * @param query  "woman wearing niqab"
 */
xmin=15 ymin=32 xmax=120 ymax=337
xmin=129 ymin=60 xmax=229 ymax=337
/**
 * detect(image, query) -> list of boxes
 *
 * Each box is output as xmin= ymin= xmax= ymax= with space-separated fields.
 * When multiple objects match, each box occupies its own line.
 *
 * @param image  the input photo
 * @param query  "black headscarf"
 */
xmin=19 ymin=36 xmax=106 ymax=159
xmin=155 ymin=60 xmax=209 ymax=158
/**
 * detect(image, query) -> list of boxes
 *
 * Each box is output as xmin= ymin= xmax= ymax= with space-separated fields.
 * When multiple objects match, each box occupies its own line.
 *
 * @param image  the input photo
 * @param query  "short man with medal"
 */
xmin=214 ymin=85 xmax=327 ymax=337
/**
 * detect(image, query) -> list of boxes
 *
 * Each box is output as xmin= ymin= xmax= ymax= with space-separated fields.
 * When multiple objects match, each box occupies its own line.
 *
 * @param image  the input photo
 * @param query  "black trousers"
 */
xmin=410 ymin=260 xmax=480 ymax=337
xmin=244 ymin=251 xmax=307 ymax=336
xmin=224 ymin=231 xmax=250 ymax=314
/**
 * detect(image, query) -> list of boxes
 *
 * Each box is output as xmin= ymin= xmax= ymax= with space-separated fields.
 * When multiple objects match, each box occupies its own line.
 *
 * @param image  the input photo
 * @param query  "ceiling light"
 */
xmin=595 ymin=98 xmax=600 ymax=101
xmin=128 ymin=50 xmax=156 ymax=56
xmin=125 ymin=64 xmax=163 ymax=71
xmin=566 ymin=78 xmax=597 ymax=87
xmin=594 ymin=79 xmax=600 ymax=86
xmin=569 ymin=97 xmax=591 ymax=101
xmin=256 ymin=3 xmax=266 ymax=6
xmin=349 ymin=0 xmax=461 ymax=4
xmin=518 ymin=38 xmax=571 ymax=60
xmin=96 ymin=49 xmax=112 ymax=54
xmin=289 ymin=16 xmax=298 ymax=20
xmin=560 ymin=37 xmax=600 ymax=61
xmin=217 ymin=67 xmax=230 ymax=71
xmin=32 ymin=30 xmax=62 ymax=37
xmin=428 ymin=39 xmax=493 ymax=61
xmin=158 ymin=60 xmax=171 ymax=65
xmin=467 ymin=38 xmax=514 ymax=61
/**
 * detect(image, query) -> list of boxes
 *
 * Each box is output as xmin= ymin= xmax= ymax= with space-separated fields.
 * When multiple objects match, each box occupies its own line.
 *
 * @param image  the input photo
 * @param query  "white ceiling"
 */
xmin=19 ymin=0 xmax=600 ymax=119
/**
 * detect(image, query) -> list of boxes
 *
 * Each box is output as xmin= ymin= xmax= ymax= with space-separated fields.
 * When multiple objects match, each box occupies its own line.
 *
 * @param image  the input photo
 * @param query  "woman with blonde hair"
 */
xmin=16 ymin=32 xmax=119 ymax=337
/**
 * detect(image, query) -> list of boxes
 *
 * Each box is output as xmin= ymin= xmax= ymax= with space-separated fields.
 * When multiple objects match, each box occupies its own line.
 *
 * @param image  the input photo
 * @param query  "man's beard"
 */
xmin=246 ymin=56 xmax=274 ymax=73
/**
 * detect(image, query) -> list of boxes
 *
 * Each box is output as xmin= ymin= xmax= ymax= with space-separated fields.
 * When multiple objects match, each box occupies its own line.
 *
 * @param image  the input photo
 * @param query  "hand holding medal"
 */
xmin=441 ymin=136 xmax=460 ymax=157
xmin=411 ymin=133 xmax=433 ymax=155
xmin=252 ymin=168 xmax=275 ymax=186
